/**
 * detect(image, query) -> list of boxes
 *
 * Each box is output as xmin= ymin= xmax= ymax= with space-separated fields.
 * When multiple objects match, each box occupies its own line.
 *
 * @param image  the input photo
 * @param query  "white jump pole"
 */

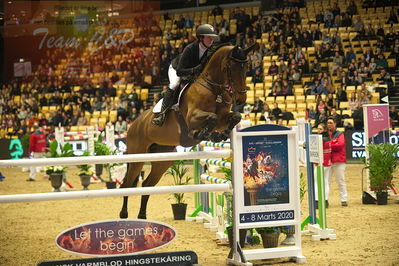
xmin=0 ymin=150 xmax=231 ymax=168
xmin=0 ymin=184 xmax=232 ymax=203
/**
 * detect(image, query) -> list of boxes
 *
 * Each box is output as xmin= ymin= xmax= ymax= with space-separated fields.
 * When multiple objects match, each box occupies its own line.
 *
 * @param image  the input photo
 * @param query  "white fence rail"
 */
xmin=0 ymin=150 xmax=231 ymax=168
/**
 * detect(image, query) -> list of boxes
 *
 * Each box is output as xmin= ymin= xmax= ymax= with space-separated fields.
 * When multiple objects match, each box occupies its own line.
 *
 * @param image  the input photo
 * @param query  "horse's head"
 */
xmin=225 ymin=43 xmax=259 ymax=105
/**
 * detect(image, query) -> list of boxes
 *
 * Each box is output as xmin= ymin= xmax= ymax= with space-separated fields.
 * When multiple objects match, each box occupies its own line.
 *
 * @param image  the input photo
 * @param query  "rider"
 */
xmin=152 ymin=24 xmax=218 ymax=126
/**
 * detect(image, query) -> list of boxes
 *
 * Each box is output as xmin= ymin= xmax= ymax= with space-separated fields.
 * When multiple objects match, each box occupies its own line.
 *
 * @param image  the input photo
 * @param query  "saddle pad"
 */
xmin=153 ymin=83 xmax=191 ymax=114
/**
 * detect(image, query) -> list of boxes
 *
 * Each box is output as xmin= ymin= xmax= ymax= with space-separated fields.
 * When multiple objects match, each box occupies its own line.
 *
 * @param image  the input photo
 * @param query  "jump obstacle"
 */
xmin=0 ymin=124 xmax=306 ymax=265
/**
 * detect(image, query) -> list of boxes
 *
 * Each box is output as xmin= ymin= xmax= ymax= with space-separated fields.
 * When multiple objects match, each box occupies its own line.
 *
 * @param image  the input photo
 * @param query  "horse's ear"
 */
xmin=243 ymin=42 xmax=259 ymax=56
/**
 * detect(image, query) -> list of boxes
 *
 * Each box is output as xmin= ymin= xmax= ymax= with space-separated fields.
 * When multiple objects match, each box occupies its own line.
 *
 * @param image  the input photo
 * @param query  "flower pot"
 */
xmin=227 ymin=226 xmax=246 ymax=248
xmin=260 ymin=232 xmax=280 ymax=248
xmin=95 ymin=164 xmax=103 ymax=179
xmin=80 ymin=175 xmax=91 ymax=190
xmin=171 ymin=203 xmax=187 ymax=220
xmin=376 ymin=191 xmax=388 ymax=205
xmin=362 ymin=191 xmax=377 ymax=204
xmin=50 ymin=173 xmax=63 ymax=192
xmin=106 ymin=181 xmax=117 ymax=189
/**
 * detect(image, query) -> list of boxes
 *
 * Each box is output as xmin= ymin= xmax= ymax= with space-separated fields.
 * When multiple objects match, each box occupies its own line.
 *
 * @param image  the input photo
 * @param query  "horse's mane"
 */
xmin=198 ymin=42 xmax=248 ymax=73
xmin=198 ymin=42 xmax=231 ymax=70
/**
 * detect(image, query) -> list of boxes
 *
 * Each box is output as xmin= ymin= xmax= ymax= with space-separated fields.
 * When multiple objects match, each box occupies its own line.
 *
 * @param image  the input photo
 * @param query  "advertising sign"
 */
xmin=232 ymin=125 xmax=300 ymax=227
xmin=38 ymin=251 xmax=198 ymax=266
xmin=242 ymin=134 xmax=289 ymax=207
xmin=363 ymin=104 xmax=390 ymax=145
xmin=309 ymin=134 xmax=323 ymax=165
xmin=56 ymin=220 xmax=176 ymax=256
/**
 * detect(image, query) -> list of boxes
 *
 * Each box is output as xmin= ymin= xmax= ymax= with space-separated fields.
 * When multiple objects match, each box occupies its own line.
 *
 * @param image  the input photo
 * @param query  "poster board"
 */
xmin=229 ymin=124 xmax=304 ymax=263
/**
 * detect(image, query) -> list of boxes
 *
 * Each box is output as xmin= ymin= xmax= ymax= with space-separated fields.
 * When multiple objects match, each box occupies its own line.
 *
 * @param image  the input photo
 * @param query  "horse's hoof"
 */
xmin=138 ymin=213 xmax=147 ymax=219
xmin=120 ymin=210 xmax=128 ymax=219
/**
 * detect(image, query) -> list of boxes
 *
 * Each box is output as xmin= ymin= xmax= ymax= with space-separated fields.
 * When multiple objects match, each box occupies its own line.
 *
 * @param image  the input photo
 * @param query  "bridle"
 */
xmin=195 ymin=49 xmax=249 ymax=105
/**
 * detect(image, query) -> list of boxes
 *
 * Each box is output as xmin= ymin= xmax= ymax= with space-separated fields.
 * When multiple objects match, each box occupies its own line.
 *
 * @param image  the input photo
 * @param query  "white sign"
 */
xmin=309 ymin=135 xmax=323 ymax=165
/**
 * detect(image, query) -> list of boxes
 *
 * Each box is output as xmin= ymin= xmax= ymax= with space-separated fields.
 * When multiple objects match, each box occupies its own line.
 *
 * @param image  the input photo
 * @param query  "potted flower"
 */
xmin=45 ymin=165 xmax=67 ymax=192
xmin=363 ymin=143 xmax=399 ymax=205
xmin=166 ymin=160 xmax=192 ymax=220
xmin=77 ymin=152 xmax=94 ymax=190
xmin=256 ymin=226 xmax=281 ymax=248
xmin=45 ymin=140 xmax=73 ymax=192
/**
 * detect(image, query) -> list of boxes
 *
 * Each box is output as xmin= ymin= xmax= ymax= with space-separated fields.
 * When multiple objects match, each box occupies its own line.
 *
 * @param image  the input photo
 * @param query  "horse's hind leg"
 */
xmin=119 ymin=162 xmax=144 ymax=219
xmin=137 ymin=160 xmax=175 ymax=219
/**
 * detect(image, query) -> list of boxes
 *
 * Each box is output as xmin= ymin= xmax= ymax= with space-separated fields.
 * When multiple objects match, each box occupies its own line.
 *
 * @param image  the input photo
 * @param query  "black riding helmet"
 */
xmin=196 ymin=24 xmax=218 ymax=38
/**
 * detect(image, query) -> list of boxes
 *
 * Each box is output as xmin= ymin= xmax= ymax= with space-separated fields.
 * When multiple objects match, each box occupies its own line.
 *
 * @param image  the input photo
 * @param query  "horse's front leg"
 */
xmin=209 ymin=111 xmax=241 ymax=142
xmin=188 ymin=110 xmax=218 ymax=141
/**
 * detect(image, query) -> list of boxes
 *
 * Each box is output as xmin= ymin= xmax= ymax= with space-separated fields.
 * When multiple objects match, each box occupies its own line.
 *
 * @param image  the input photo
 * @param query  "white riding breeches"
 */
xmin=331 ymin=163 xmax=347 ymax=202
xmin=168 ymin=64 xmax=181 ymax=91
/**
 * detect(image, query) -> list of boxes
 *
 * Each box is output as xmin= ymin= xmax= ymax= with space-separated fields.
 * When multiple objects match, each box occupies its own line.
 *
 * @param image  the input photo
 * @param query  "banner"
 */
xmin=3 ymin=1 xmax=159 ymax=81
xmin=363 ymin=104 xmax=390 ymax=145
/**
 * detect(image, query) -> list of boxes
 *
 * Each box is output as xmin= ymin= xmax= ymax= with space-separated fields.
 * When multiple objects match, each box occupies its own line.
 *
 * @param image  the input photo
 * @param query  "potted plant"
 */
xmin=45 ymin=140 xmax=73 ymax=192
xmin=77 ymin=152 xmax=94 ymax=190
xmin=256 ymin=226 xmax=281 ymax=248
xmin=363 ymin=143 xmax=399 ymax=205
xmin=45 ymin=165 xmax=67 ymax=192
xmin=166 ymin=160 xmax=192 ymax=220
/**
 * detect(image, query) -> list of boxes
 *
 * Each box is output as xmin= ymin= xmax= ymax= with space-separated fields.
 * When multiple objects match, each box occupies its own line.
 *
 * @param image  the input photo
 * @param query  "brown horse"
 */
xmin=119 ymin=43 xmax=258 ymax=219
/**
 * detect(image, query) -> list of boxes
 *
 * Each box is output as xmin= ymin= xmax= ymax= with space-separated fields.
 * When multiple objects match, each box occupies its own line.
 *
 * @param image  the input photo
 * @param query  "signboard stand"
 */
xmin=300 ymin=126 xmax=336 ymax=241
xmin=227 ymin=124 xmax=305 ymax=265
xmin=362 ymin=104 xmax=392 ymax=200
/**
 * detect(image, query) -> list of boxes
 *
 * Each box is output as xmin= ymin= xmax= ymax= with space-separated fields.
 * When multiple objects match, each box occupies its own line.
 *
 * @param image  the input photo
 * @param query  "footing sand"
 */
xmin=0 ymin=164 xmax=398 ymax=265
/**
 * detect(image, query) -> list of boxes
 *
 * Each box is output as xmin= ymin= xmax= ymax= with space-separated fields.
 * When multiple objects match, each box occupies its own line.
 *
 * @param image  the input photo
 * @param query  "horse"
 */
xmin=119 ymin=43 xmax=258 ymax=219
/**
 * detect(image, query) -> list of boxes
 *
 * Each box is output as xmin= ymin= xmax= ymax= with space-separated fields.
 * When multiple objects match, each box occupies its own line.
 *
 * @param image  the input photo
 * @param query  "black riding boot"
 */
xmin=152 ymin=89 xmax=175 ymax=126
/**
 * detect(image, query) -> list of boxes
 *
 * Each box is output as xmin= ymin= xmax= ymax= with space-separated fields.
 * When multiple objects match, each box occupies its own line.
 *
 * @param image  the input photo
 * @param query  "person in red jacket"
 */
xmin=327 ymin=117 xmax=348 ymax=206
xmin=315 ymin=123 xmax=332 ymax=208
xmin=27 ymin=124 xmax=47 ymax=181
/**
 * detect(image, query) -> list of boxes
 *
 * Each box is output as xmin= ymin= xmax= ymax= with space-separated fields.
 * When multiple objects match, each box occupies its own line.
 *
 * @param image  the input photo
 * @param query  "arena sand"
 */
xmin=0 ymin=164 xmax=398 ymax=266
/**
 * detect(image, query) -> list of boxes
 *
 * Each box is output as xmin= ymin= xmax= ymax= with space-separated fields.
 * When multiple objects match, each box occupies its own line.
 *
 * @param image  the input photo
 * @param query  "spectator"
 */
xmin=358 ymin=91 xmax=370 ymax=107
xmin=377 ymin=69 xmax=394 ymax=89
xmin=281 ymin=80 xmax=293 ymax=96
xmin=390 ymin=106 xmax=399 ymax=128
xmin=309 ymin=59 xmax=322 ymax=73
xmin=306 ymin=105 xmax=317 ymax=121
xmin=327 ymin=116 xmax=348 ymax=207
xmin=267 ymin=61 xmax=279 ymax=76
xmin=335 ymin=86 xmax=347 ymax=104
xmin=348 ymin=92 xmax=359 ymax=111
xmin=252 ymin=97 xmax=264 ymax=114
xmin=375 ymin=54 xmax=388 ymax=70
xmin=115 ymin=115 xmax=128 ymax=134
xmin=387 ymin=9 xmax=398 ymax=24
xmin=252 ymin=69 xmax=263 ymax=84
xmin=345 ymin=48 xmax=356 ymax=64
xmin=271 ymin=102 xmax=283 ymax=123
xmin=315 ymin=108 xmax=328 ymax=127
xmin=27 ymin=124 xmax=47 ymax=181
xmin=330 ymin=107 xmax=342 ymax=127
xmin=259 ymin=103 xmax=272 ymax=123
